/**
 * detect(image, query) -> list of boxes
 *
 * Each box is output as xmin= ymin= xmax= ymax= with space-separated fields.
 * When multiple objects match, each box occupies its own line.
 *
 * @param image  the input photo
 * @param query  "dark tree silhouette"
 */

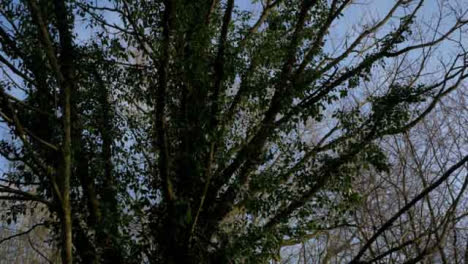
xmin=0 ymin=0 xmax=467 ymax=263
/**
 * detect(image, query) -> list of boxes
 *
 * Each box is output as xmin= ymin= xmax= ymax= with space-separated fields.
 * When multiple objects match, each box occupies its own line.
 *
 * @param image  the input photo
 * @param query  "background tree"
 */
xmin=0 ymin=0 xmax=467 ymax=263
xmin=278 ymin=88 xmax=468 ymax=263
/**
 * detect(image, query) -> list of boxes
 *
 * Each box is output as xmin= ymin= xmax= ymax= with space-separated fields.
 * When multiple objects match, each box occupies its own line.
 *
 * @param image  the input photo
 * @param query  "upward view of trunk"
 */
xmin=27 ymin=0 xmax=75 ymax=262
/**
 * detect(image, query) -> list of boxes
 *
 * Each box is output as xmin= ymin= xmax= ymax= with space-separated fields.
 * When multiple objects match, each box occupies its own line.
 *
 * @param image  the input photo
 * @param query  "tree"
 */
xmin=278 ymin=88 xmax=468 ymax=263
xmin=0 ymin=0 xmax=467 ymax=263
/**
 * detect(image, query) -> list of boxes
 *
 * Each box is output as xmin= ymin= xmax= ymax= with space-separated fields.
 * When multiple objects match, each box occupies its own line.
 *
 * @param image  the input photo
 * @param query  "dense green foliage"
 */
xmin=0 ymin=0 xmax=466 ymax=263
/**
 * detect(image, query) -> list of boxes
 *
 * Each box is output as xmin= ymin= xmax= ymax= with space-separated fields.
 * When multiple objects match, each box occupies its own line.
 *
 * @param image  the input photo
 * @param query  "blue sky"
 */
xmin=0 ymin=0 xmax=463 ymax=182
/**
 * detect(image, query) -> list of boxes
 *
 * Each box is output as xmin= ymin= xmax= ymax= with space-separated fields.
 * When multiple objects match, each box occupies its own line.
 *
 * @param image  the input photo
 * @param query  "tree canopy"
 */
xmin=0 ymin=0 xmax=467 ymax=263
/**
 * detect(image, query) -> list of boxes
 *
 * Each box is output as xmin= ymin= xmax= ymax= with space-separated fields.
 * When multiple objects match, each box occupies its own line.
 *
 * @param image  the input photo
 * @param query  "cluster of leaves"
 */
xmin=0 ymin=0 xmax=466 ymax=263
